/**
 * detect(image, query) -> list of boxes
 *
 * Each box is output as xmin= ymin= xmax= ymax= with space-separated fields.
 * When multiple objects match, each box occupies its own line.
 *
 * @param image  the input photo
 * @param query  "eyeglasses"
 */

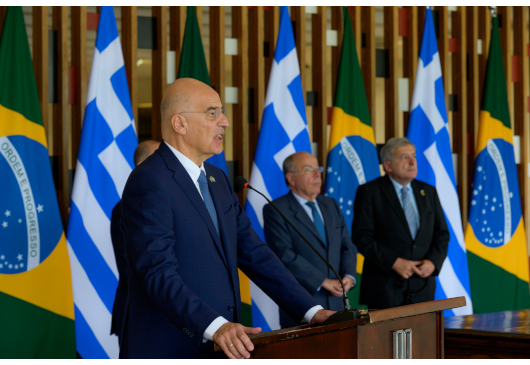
xmin=290 ymin=166 xmax=324 ymax=175
xmin=179 ymin=107 xmax=227 ymax=121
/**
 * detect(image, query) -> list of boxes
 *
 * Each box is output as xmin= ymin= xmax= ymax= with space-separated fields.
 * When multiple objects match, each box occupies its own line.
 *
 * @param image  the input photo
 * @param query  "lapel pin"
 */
xmin=209 ymin=176 xmax=216 ymax=183
xmin=420 ymin=189 xmax=425 ymax=196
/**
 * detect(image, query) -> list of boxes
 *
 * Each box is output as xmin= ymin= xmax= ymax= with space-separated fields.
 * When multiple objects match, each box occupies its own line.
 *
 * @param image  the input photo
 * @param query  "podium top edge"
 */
xmin=368 ymin=296 xmax=466 ymax=324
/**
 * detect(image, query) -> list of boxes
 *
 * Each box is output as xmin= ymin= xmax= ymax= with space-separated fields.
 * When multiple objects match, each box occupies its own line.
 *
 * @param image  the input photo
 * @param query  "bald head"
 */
xmin=160 ymin=78 xmax=212 ymax=134
xmin=134 ymin=140 xmax=160 ymax=166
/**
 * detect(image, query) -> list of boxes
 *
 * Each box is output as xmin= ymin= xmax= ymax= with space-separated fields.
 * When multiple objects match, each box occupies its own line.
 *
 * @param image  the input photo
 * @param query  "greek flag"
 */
xmin=244 ymin=6 xmax=311 ymax=331
xmin=406 ymin=8 xmax=472 ymax=316
xmin=66 ymin=7 xmax=137 ymax=358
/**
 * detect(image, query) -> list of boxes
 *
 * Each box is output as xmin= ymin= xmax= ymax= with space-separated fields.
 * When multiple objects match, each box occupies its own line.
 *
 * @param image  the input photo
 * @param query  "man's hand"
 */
xmin=321 ymin=278 xmax=343 ymax=297
xmin=213 ymin=322 xmax=262 ymax=359
xmin=310 ymin=309 xmax=335 ymax=324
xmin=392 ymin=257 xmax=422 ymax=279
xmin=416 ymin=259 xmax=435 ymax=278
xmin=342 ymin=276 xmax=355 ymax=292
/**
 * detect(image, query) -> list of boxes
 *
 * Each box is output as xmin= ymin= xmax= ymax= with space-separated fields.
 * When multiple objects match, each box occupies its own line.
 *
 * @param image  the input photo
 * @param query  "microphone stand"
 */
xmin=241 ymin=180 xmax=362 ymax=325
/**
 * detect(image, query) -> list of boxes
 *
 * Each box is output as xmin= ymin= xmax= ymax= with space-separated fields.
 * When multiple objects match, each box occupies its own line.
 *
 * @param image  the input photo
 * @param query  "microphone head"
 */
xmin=235 ymin=176 xmax=248 ymax=189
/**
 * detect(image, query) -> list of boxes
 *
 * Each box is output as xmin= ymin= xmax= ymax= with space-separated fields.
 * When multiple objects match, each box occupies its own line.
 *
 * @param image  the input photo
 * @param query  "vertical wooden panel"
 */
xmin=513 ymin=6 xmax=529 ymax=244
xmin=291 ymin=7 xmax=306 ymax=91
xmin=478 ymin=7 xmax=492 ymax=105
xmin=312 ymin=6 xmax=327 ymax=164
xmin=466 ymin=7 xmax=479 ymax=211
xmin=232 ymin=6 xmax=249 ymax=201
xmin=52 ymin=6 xmax=70 ymax=226
xmin=498 ymin=6 xmax=513 ymax=121
xmin=209 ymin=6 xmax=225 ymax=103
xmin=384 ymin=7 xmax=400 ymax=138
xmin=122 ymin=6 xmax=138 ymax=130
xmin=331 ymin=6 xmax=343 ymax=101
xmin=71 ymin=6 xmax=87 ymax=165
xmin=248 ymin=6 xmax=265 ymax=168
xmin=437 ymin=7 xmax=449 ymax=105
xmin=33 ymin=7 xmax=50 ymax=148
xmin=403 ymin=6 xmax=418 ymax=132
xmin=169 ymin=6 xmax=186 ymax=74
xmin=151 ymin=6 xmax=168 ymax=141
xmin=361 ymin=7 xmax=376 ymax=138
xmin=264 ymin=7 xmax=279 ymax=86
xmin=0 ymin=6 xmax=7 ymax=37
xmin=452 ymin=7 xmax=468 ymax=225
xmin=418 ymin=6 xmax=426 ymax=43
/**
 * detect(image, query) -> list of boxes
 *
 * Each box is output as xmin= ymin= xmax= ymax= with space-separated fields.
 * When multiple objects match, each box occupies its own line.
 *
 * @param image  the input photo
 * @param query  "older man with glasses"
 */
xmin=263 ymin=151 xmax=358 ymax=329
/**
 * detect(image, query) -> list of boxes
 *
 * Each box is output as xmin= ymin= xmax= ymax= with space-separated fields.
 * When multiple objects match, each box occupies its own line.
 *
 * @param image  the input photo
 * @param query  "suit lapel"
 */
xmin=380 ymin=175 xmax=413 ymax=240
xmin=317 ymin=195 xmax=336 ymax=255
xmin=288 ymin=192 xmax=326 ymax=247
xmin=158 ymin=142 xmax=229 ymax=269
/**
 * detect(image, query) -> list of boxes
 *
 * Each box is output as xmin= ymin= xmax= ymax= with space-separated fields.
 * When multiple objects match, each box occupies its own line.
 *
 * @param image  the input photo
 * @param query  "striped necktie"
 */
xmin=401 ymin=186 xmax=418 ymax=240
xmin=198 ymin=171 xmax=219 ymax=236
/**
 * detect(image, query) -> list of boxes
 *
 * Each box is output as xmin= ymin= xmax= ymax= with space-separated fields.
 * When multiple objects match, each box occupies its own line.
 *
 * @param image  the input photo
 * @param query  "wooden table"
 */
xmin=444 ymin=309 xmax=530 ymax=359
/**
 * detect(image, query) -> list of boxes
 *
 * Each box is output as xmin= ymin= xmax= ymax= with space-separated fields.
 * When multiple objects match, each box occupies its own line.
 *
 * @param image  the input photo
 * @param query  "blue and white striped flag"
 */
xmin=66 ymin=7 xmax=138 ymax=358
xmin=244 ymin=6 xmax=312 ymax=332
xmin=407 ymin=8 xmax=472 ymax=316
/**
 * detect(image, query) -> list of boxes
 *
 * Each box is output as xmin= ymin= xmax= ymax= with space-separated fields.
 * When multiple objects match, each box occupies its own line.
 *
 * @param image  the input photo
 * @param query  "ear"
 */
xmin=171 ymin=114 xmax=187 ymax=136
xmin=383 ymin=160 xmax=391 ymax=173
xmin=286 ymin=172 xmax=295 ymax=187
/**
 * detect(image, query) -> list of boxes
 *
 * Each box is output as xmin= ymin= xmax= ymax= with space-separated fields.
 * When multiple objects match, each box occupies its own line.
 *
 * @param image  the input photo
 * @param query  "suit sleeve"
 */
xmin=111 ymin=202 xmax=129 ymax=289
xmin=331 ymin=199 xmax=357 ymax=283
xmin=262 ymin=203 xmax=327 ymax=295
xmin=121 ymin=171 xmax=220 ymax=344
xmin=423 ymin=187 xmax=449 ymax=275
xmin=351 ymin=184 xmax=399 ymax=274
xmin=224 ymin=178 xmax=318 ymax=324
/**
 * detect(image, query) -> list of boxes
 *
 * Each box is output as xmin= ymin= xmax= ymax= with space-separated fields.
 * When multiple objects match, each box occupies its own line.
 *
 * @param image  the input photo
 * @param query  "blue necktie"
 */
xmin=306 ymin=201 xmax=327 ymax=247
xmin=402 ymin=186 xmax=418 ymax=240
xmin=198 ymin=171 xmax=219 ymax=236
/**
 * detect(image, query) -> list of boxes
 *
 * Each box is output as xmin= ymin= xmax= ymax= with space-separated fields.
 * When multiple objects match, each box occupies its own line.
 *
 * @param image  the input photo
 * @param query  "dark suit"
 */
xmin=263 ymin=192 xmax=357 ymax=328
xmin=119 ymin=141 xmax=318 ymax=358
xmin=110 ymin=201 xmax=128 ymax=344
xmin=351 ymin=175 xmax=449 ymax=309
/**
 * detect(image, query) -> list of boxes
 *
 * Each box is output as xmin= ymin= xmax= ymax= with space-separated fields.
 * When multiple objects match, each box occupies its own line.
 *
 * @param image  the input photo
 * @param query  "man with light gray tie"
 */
xmin=263 ymin=151 xmax=358 ymax=329
xmin=352 ymin=137 xmax=449 ymax=309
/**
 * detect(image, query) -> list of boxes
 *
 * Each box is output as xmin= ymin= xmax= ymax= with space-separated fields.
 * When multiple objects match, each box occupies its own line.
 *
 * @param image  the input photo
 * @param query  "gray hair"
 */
xmin=283 ymin=154 xmax=296 ymax=186
xmin=380 ymin=137 xmax=414 ymax=168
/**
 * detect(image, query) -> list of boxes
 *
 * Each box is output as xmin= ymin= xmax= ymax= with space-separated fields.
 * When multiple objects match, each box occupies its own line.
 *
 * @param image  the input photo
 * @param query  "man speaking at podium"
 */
xmin=120 ymin=78 xmax=333 ymax=359
xmin=352 ymin=137 xmax=449 ymax=310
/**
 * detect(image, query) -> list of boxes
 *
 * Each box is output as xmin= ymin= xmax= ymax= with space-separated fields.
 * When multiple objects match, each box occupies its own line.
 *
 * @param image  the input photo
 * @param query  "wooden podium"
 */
xmin=244 ymin=297 xmax=466 ymax=359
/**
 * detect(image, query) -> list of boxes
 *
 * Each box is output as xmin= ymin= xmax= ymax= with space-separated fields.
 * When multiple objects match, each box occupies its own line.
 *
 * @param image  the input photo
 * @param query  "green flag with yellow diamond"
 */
xmin=0 ymin=6 xmax=76 ymax=358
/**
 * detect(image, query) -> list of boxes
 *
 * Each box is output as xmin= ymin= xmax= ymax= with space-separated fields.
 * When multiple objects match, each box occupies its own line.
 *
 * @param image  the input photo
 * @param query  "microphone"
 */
xmin=236 ymin=176 xmax=361 ymax=325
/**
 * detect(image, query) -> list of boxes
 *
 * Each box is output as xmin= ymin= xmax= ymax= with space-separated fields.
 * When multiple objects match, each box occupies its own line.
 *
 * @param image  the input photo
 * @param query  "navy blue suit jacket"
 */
xmin=263 ymin=192 xmax=357 ymax=327
xmin=110 ymin=200 xmax=128 ymax=341
xmin=120 ymin=141 xmax=317 ymax=358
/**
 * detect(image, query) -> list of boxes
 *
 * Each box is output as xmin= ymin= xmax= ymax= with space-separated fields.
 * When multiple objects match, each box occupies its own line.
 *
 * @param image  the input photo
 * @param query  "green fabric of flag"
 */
xmin=0 ymin=7 xmax=76 ymax=358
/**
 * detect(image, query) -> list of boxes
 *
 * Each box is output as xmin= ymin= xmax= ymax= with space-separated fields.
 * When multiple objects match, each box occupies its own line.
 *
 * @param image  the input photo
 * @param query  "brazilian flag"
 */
xmin=177 ymin=6 xmax=252 ymax=326
xmin=324 ymin=7 xmax=380 ymax=308
xmin=464 ymin=14 xmax=530 ymax=313
xmin=0 ymin=7 xmax=75 ymax=358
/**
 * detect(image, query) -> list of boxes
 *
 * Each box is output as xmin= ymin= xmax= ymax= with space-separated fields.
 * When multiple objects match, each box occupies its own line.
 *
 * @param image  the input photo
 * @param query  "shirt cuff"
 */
xmin=203 ymin=316 xmax=229 ymax=342
xmin=303 ymin=305 xmax=324 ymax=324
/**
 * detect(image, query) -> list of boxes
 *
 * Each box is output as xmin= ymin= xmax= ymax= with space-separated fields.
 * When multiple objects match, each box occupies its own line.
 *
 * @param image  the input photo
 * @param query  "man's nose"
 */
xmin=218 ymin=113 xmax=229 ymax=127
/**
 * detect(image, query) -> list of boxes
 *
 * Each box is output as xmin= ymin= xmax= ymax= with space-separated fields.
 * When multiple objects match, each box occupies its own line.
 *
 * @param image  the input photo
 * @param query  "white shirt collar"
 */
xmin=388 ymin=175 xmax=412 ymax=194
xmin=291 ymin=191 xmax=318 ymax=207
xmin=164 ymin=141 xmax=206 ymax=183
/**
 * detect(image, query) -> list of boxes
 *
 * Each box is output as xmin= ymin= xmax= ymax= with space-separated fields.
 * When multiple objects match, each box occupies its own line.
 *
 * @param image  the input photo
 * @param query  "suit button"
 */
xmin=190 ymin=333 xmax=194 ymax=338
xmin=413 ymin=245 xmax=417 ymax=249
xmin=228 ymin=305 xmax=235 ymax=311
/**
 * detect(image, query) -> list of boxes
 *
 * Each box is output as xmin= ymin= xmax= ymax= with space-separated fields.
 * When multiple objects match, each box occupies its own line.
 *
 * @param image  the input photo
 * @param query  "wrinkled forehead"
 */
xmin=293 ymin=153 xmax=318 ymax=169
xmin=392 ymin=144 xmax=416 ymax=157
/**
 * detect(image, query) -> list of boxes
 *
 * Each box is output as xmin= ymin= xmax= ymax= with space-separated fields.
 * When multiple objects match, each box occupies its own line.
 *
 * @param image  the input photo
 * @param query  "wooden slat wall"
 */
xmin=21 ymin=6 xmax=530 ymax=252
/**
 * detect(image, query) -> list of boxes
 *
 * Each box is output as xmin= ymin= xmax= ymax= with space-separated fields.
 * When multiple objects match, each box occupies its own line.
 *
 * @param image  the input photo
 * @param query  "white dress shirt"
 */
xmin=164 ymin=142 xmax=324 ymax=342
xmin=388 ymin=175 xmax=420 ymax=227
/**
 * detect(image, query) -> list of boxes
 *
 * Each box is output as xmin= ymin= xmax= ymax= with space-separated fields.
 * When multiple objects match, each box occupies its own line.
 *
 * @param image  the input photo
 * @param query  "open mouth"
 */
xmin=214 ymin=134 xmax=223 ymax=142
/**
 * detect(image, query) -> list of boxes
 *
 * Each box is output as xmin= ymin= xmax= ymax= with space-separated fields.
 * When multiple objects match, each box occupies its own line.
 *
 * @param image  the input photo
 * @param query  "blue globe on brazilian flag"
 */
xmin=0 ymin=7 xmax=75 ymax=358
